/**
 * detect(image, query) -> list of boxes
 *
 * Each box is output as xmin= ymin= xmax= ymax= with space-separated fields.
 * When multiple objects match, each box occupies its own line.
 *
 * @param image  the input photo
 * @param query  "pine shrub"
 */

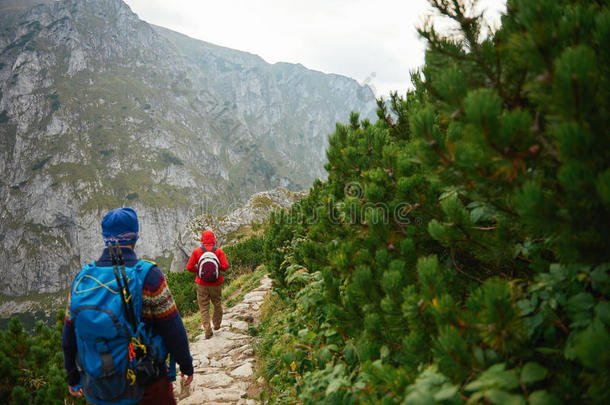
xmin=260 ymin=0 xmax=610 ymax=403
xmin=224 ymin=235 xmax=265 ymax=276
xmin=165 ymin=271 xmax=199 ymax=315
xmin=0 ymin=313 xmax=86 ymax=404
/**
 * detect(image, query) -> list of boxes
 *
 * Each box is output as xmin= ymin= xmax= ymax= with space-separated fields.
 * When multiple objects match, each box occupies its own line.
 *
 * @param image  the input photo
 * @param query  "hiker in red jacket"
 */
xmin=186 ymin=230 xmax=229 ymax=339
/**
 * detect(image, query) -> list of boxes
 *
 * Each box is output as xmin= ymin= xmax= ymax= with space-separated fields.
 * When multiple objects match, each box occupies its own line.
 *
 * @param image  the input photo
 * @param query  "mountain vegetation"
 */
xmin=1 ymin=0 xmax=609 ymax=403
xmin=0 ymin=314 xmax=84 ymax=405
xmin=0 ymin=0 xmax=375 ymax=297
xmin=257 ymin=0 xmax=610 ymax=403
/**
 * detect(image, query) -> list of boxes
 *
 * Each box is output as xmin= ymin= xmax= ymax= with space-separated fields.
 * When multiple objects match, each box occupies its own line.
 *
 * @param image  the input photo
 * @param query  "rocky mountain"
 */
xmin=0 ymin=0 xmax=376 ymax=297
xmin=0 ymin=187 xmax=300 ymax=317
xmin=180 ymin=187 xmax=307 ymax=259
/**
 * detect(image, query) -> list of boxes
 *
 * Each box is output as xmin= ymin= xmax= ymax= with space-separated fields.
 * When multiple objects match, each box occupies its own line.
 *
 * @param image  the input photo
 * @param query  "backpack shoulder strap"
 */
xmin=134 ymin=259 xmax=156 ymax=280
xmin=131 ymin=260 xmax=157 ymax=322
xmin=72 ymin=262 xmax=96 ymax=290
xmin=80 ymin=261 xmax=96 ymax=272
xmin=211 ymin=247 xmax=217 ymax=253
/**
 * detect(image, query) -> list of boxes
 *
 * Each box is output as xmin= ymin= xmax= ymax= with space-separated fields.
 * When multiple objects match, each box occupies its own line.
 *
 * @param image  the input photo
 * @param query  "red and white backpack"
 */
xmin=197 ymin=247 xmax=220 ymax=283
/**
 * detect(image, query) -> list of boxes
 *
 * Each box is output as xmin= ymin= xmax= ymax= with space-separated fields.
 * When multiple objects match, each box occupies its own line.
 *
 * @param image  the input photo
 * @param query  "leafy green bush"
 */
xmin=259 ymin=0 xmax=610 ymax=403
xmin=224 ymin=235 xmax=265 ymax=280
xmin=165 ymin=271 xmax=198 ymax=316
xmin=0 ymin=313 xmax=86 ymax=405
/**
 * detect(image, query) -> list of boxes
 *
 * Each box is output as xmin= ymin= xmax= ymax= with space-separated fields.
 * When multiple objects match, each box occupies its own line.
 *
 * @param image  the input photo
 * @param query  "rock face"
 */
xmin=0 ymin=0 xmax=376 ymax=296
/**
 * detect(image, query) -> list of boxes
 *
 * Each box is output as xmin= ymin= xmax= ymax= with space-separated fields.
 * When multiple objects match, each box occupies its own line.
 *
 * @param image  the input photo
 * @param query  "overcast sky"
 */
xmin=122 ymin=0 xmax=506 ymax=97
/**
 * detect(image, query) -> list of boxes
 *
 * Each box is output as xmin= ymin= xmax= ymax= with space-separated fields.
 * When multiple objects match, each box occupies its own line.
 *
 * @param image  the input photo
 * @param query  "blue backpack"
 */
xmin=70 ymin=246 xmax=168 ymax=405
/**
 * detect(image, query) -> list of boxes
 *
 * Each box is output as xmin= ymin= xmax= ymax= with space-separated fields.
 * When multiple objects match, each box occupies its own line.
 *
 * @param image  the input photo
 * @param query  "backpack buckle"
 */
xmin=126 ymin=368 xmax=137 ymax=386
xmin=129 ymin=337 xmax=147 ymax=362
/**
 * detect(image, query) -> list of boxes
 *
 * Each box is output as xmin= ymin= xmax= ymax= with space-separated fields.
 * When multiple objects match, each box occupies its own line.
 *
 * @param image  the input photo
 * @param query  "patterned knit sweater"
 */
xmin=62 ymin=248 xmax=194 ymax=386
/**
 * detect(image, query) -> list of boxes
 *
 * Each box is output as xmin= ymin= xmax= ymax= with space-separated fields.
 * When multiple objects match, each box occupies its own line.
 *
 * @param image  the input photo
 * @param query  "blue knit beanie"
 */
xmin=101 ymin=207 xmax=139 ymax=246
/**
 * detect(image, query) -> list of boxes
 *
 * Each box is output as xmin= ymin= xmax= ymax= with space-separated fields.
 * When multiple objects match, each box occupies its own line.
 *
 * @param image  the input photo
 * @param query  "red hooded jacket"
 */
xmin=186 ymin=230 xmax=229 ymax=286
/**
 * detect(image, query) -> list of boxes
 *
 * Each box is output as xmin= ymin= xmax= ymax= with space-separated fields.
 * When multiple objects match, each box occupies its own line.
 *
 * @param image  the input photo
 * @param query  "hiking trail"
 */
xmin=174 ymin=275 xmax=272 ymax=404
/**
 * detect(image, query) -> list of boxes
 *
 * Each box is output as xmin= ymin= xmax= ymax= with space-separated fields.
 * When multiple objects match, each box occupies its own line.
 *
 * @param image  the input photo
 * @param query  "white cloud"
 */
xmin=123 ymin=0 xmax=506 ymax=97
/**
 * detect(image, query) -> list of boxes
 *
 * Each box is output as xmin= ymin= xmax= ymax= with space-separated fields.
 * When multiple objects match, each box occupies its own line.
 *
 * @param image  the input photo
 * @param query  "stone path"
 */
xmin=175 ymin=275 xmax=272 ymax=404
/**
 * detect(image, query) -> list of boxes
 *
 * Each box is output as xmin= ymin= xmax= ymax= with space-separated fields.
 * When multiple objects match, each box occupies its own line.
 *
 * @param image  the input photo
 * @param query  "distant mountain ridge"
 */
xmin=0 ymin=0 xmax=376 ymax=296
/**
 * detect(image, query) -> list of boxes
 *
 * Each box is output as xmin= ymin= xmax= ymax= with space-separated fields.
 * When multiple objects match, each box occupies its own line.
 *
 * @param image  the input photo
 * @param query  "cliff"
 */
xmin=0 ymin=0 xmax=376 ymax=296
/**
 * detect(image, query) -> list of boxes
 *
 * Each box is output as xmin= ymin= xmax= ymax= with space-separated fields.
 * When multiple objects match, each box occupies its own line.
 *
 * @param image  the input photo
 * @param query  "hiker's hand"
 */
xmin=69 ymin=385 xmax=83 ymax=397
xmin=182 ymin=373 xmax=193 ymax=386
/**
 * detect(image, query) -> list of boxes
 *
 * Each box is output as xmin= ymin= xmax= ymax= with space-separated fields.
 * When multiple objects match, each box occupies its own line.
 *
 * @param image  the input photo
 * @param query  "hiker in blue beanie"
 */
xmin=62 ymin=207 xmax=193 ymax=405
xmin=101 ymin=207 xmax=140 ymax=246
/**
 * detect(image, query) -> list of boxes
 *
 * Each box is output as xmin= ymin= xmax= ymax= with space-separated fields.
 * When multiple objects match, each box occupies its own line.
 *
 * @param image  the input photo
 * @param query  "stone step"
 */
xmin=176 ymin=275 xmax=272 ymax=404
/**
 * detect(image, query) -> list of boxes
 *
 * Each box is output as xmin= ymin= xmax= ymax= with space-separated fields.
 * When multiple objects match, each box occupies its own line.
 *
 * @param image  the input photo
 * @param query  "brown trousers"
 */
xmin=196 ymin=283 xmax=223 ymax=333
